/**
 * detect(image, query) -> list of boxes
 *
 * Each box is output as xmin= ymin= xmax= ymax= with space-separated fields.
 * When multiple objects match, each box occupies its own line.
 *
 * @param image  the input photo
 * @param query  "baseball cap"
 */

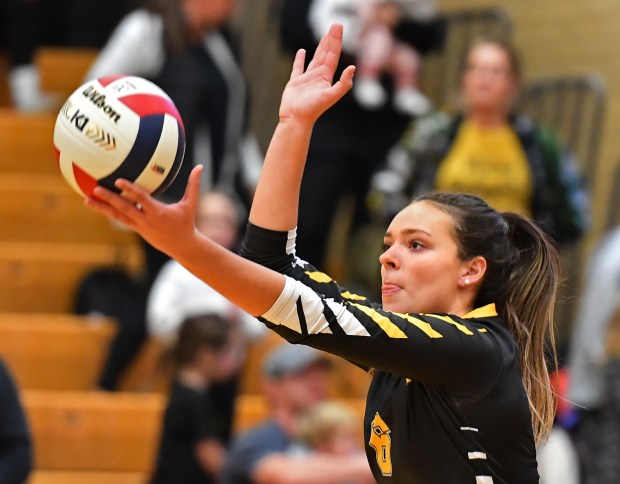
xmin=262 ymin=343 xmax=332 ymax=379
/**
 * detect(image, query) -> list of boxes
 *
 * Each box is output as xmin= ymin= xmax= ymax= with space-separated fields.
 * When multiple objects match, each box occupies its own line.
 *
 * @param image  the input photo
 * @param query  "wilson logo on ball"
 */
xmin=54 ymin=75 xmax=185 ymax=198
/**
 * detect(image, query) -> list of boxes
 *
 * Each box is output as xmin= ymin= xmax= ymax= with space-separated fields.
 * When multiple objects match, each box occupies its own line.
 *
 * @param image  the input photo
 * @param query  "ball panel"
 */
xmin=73 ymin=163 xmax=99 ymax=197
xmin=152 ymin=119 xmax=186 ymax=197
xmin=118 ymin=93 xmax=185 ymax=133
xmin=97 ymin=114 xmax=165 ymax=191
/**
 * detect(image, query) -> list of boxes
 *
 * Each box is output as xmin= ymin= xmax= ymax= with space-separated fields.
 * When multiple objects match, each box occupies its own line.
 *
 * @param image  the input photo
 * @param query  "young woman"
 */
xmin=373 ymin=38 xmax=589 ymax=247
xmin=85 ymin=24 xmax=559 ymax=482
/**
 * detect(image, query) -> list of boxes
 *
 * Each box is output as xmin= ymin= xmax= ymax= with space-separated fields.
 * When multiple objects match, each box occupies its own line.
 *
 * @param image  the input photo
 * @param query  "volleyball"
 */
xmin=53 ymin=75 xmax=185 ymax=198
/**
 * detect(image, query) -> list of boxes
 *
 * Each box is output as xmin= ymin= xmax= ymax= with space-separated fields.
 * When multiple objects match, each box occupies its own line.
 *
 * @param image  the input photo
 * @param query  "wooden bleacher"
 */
xmin=0 ymin=173 xmax=138 ymax=244
xmin=0 ymin=241 xmax=142 ymax=313
xmin=0 ymin=111 xmax=58 ymax=173
xmin=23 ymin=390 xmax=165 ymax=474
xmin=36 ymin=47 xmax=99 ymax=101
xmin=0 ymin=313 xmax=116 ymax=391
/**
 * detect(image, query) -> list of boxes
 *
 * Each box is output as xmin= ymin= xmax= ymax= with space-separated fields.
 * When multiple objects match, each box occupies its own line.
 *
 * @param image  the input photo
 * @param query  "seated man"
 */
xmin=221 ymin=344 xmax=373 ymax=484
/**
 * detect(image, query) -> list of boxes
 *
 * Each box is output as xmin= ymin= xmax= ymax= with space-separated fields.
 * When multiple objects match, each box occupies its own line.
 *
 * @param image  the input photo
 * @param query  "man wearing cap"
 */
xmin=221 ymin=344 xmax=374 ymax=484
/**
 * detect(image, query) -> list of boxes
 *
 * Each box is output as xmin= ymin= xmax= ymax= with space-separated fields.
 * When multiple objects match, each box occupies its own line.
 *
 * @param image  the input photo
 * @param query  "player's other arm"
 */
xmin=253 ymin=452 xmax=374 ymax=484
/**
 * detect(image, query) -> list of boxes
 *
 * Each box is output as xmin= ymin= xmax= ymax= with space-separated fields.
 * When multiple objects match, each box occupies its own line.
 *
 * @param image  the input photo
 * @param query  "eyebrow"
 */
xmin=384 ymin=228 xmax=432 ymax=238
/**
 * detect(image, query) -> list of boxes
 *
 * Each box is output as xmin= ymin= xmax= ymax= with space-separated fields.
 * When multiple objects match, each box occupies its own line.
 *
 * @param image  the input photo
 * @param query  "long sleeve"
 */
xmin=84 ymin=10 xmax=164 ymax=80
xmin=0 ymin=360 xmax=32 ymax=484
xmin=241 ymin=223 xmax=505 ymax=399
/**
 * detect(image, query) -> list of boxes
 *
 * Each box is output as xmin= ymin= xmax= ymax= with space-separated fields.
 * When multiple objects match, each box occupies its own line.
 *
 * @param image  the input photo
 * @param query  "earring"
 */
xmin=464 ymin=278 xmax=470 ymax=286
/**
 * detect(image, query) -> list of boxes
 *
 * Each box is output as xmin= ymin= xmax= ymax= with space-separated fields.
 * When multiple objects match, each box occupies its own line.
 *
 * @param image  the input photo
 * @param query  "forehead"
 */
xmin=387 ymin=201 xmax=456 ymax=238
xmin=467 ymin=43 xmax=511 ymax=66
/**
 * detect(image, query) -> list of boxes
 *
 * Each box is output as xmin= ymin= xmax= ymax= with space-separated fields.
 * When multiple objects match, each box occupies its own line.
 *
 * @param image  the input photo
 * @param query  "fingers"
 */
xmin=290 ymin=49 xmax=306 ymax=80
xmin=114 ymin=178 xmax=153 ymax=209
xmin=85 ymin=187 xmax=140 ymax=228
xmin=327 ymin=65 xmax=355 ymax=103
xmin=181 ymin=165 xmax=203 ymax=209
xmin=307 ymin=23 xmax=343 ymax=74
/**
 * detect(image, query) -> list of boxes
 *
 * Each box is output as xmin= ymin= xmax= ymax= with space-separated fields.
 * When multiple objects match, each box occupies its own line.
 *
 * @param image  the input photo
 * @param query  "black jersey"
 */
xmin=240 ymin=223 xmax=539 ymax=483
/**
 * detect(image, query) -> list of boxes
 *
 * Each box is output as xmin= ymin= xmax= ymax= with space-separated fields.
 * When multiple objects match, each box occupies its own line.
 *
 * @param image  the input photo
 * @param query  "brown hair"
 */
xmin=173 ymin=313 xmax=231 ymax=367
xmin=414 ymin=192 xmax=559 ymax=442
xmin=460 ymin=36 xmax=523 ymax=82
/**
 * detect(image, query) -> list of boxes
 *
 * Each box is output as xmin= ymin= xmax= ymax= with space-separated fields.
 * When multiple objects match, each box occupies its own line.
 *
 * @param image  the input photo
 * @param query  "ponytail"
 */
xmin=501 ymin=213 xmax=560 ymax=442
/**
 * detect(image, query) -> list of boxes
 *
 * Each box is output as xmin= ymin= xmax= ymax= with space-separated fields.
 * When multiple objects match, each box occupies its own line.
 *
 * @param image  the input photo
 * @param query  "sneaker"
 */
xmin=354 ymin=78 xmax=387 ymax=110
xmin=393 ymin=88 xmax=432 ymax=116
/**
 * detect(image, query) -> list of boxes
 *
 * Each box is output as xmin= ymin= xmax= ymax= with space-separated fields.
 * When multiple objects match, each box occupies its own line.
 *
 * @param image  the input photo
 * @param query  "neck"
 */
xmin=177 ymin=368 xmax=208 ymax=390
xmin=271 ymin=405 xmax=300 ymax=438
xmin=467 ymin=109 xmax=508 ymax=128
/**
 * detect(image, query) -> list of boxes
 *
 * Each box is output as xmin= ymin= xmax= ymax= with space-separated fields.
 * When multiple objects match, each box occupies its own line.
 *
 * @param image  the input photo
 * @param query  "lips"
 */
xmin=381 ymin=283 xmax=401 ymax=295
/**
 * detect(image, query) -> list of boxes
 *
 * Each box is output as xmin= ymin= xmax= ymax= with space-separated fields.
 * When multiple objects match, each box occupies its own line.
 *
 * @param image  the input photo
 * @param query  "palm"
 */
xmin=279 ymin=24 xmax=355 ymax=123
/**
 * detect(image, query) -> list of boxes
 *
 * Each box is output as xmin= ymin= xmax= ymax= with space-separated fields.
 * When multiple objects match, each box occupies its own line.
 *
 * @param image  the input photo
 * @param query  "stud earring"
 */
xmin=464 ymin=278 xmax=470 ymax=286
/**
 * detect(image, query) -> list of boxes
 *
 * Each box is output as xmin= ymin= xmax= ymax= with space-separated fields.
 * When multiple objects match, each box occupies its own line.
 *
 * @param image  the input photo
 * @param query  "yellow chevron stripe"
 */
xmin=426 ymin=314 xmax=474 ymax=335
xmin=305 ymin=271 xmax=332 ymax=283
xmin=350 ymin=304 xmax=407 ymax=339
xmin=395 ymin=312 xmax=443 ymax=338
xmin=341 ymin=291 xmax=367 ymax=301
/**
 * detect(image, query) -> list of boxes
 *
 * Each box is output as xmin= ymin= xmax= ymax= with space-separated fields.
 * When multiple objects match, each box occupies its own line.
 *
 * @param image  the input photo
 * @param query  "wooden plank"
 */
xmin=28 ymin=471 xmax=146 ymax=484
xmin=0 ymin=313 xmax=116 ymax=390
xmin=0 ymin=111 xmax=58 ymax=173
xmin=0 ymin=174 xmax=138 ymax=244
xmin=0 ymin=241 xmax=143 ymax=313
xmin=23 ymin=390 xmax=165 ymax=472
xmin=36 ymin=47 xmax=99 ymax=100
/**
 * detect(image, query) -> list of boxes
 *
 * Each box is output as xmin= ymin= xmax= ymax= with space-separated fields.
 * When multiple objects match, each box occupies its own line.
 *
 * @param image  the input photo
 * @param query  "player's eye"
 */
xmin=409 ymin=240 xmax=424 ymax=250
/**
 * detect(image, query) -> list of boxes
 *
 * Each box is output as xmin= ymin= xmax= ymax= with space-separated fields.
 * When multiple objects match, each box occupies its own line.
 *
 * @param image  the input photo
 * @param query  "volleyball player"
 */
xmin=85 ymin=24 xmax=559 ymax=482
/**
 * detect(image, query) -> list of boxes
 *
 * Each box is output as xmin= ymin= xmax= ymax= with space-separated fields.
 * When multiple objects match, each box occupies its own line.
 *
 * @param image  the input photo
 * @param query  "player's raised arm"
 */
xmin=249 ymin=23 xmax=355 ymax=231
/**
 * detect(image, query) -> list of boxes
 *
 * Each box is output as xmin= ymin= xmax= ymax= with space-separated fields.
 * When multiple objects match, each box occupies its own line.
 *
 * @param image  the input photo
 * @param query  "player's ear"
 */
xmin=459 ymin=256 xmax=486 ymax=287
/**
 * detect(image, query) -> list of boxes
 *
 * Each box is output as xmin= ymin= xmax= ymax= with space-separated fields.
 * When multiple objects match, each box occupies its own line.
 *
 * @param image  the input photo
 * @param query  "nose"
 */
xmin=379 ymin=244 xmax=400 ymax=269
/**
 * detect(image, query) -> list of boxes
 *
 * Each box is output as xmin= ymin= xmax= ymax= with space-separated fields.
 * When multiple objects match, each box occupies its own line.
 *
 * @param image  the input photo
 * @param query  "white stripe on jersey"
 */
xmin=263 ymin=277 xmax=370 ymax=336
xmin=468 ymin=452 xmax=487 ymax=460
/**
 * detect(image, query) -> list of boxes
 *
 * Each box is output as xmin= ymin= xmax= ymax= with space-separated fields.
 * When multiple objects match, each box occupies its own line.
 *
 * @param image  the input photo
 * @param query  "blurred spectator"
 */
xmin=565 ymin=227 xmax=620 ymax=482
xmin=567 ymin=226 xmax=620 ymax=410
xmin=84 ymin=0 xmax=263 ymax=285
xmin=278 ymin=0 xmax=446 ymax=272
xmin=151 ymin=313 xmax=237 ymax=484
xmin=297 ymin=400 xmax=363 ymax=458
xmin=221 ymin=344 xmax=374 ymax=484
xmin=311 ymin=0 xmax=435 ymax=115
xmin=371 ymin=38 xmax=589 ymax=249
xmin=0 ymin=0 xmax=66 ymax=111
xmin=0 ymin=358 xmax=33 ymax=483
xmin=148 ymin=189 xmax=265 ymax=442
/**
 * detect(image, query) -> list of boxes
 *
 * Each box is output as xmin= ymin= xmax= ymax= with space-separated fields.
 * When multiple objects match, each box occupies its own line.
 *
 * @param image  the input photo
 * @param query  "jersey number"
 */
xmin=369 ymin=412 xmax=393 ymax=476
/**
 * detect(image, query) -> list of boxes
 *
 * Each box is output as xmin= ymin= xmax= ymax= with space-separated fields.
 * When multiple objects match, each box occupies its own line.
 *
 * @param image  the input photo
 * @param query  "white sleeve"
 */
xmin=84 ymin=10 xmax=165 ymax=81
xmin=146 ymin=260 xmax=186 ymax=341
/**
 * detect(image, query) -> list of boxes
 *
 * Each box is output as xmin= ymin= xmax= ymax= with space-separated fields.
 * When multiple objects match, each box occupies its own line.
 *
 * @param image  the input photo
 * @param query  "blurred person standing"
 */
xmin=85 ymin=0 xmax=263 ymax=283
xmin=279 ymin=0 xmax=446 ymax=273
xmin=150 ymin=313 xmax=237 ymax=483
xmin=221 ymin=344 xmax=374 ymax=484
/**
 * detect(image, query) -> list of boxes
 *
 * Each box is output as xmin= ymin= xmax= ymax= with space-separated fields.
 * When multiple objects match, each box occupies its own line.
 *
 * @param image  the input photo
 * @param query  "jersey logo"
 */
xmin=369 ymin=412 xmax=393 ymax=476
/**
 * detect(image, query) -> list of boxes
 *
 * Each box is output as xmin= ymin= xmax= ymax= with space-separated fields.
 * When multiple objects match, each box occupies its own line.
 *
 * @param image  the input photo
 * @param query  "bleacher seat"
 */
xmin=0 ymin=313 xmax=116 ymax=390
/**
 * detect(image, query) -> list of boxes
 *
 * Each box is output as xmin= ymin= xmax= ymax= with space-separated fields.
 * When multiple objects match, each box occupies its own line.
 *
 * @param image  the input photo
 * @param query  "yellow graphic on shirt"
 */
xmin=436 ymin=120 xmax=533 ymax=216
xmin=369 ymin=412 xmax=393 ymax=476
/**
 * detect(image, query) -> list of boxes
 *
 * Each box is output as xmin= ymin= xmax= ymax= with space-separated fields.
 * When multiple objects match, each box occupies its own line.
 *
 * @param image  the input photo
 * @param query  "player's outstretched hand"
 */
xmin=84 ymin=165 xmax=203 ymax=258
xmin=279 ymin=23 xmax=355 ymax=125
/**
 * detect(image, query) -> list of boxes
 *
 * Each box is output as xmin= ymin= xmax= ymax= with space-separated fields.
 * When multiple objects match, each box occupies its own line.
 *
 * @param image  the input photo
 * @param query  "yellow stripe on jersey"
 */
xmin=463 ymin=304 xmax=498 ymax=319
xmin=350 ymin=304 xmax=407 ymax=339
xmin=305 ymin=271 xmax=332 ymax=283
xmin=426 ymin=314 xmax=474 ymax=335
xmin=341 ymin=291 xmax=367 ymax=301
xmin=395 ymin=312 xmax=443 ymax=339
